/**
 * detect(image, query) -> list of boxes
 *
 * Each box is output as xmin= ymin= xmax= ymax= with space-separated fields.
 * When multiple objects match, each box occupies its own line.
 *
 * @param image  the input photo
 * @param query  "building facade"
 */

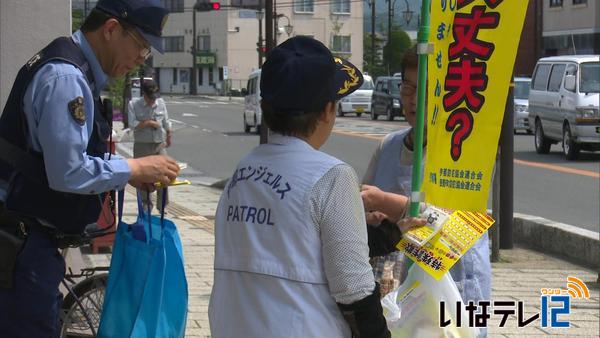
xmin=542 ymin=0 xmax=599 ymax=56
xmin=1 ymin=0 xmax=71 ymax=109
xmin=153 ymin=0 xmax=364 ymax=94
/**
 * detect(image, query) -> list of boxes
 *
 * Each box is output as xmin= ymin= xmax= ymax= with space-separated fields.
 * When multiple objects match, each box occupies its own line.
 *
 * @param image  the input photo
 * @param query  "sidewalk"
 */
xmin=80 ymin=125 xmax=599 ymax=337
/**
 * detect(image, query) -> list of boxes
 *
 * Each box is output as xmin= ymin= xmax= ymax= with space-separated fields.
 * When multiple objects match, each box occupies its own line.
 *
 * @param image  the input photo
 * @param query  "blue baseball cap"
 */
xmin=95 ymin=0 xmax=169 ymax=53
xmin=260 ymin=36 xmax=364 ymax=115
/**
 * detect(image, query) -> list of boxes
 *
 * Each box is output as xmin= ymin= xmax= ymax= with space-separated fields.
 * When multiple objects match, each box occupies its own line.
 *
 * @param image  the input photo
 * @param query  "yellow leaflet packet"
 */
xmin=154 ymin=162 xmax=190 ymax=188
xmin=397 ymin=210 xmax=495 ymax=280
xmin=403 ymin=206 xmax=449 ymax=247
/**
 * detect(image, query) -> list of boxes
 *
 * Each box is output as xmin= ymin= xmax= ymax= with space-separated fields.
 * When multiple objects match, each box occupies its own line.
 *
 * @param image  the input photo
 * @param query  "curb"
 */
xmin=513 ymin=213 xmax=599 ymax=269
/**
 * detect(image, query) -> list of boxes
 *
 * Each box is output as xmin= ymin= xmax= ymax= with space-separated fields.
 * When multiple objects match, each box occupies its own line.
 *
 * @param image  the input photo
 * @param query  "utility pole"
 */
xmin=190 ymin=2 xmax=198 ymax=95
xmin=273 ymin=0 xmax=278 ymax=46
xmin=261 ymin=0 xmax=274 ymax=145
xmin=258 ymin=11 xmax=263 ymax=67
xmin=499 ymin=77 xmax=515 ymax=249
xmin=388 ymin=0 xmax=392 ymax=75
xmin=371 ymin=0 xmax=376 ymax=72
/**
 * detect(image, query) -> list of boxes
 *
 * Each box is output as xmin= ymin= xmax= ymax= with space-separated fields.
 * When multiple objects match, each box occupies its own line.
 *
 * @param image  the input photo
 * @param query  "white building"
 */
xmin=543 ymin=0 xmax=599 ymax=55
xmin=153 ymin=0 xmax=364 ymax=95
xmin=1 ymin=0 xmax=71 ymax=109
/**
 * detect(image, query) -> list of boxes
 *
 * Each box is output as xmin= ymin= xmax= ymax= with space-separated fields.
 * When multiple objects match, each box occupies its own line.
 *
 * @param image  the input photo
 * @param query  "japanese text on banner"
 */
xmin=422 ymin=0 xmax=528 ymax=211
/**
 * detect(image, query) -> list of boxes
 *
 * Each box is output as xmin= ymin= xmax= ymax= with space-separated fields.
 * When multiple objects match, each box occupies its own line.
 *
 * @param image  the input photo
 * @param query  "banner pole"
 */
xmin=409 ymin=0 xmax=431 ymax=217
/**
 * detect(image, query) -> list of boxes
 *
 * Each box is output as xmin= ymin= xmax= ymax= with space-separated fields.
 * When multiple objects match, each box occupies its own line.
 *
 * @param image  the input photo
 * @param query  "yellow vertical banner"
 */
xmin=423 ymin=0 xmax=528 ymax=211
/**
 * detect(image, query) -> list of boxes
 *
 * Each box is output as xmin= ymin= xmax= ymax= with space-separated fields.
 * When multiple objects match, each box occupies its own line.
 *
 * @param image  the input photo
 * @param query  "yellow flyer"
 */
xmin=422 ymin=0 xmax=528 ymax=211
xmin=397 ymin=210 xmax=495 ymax=280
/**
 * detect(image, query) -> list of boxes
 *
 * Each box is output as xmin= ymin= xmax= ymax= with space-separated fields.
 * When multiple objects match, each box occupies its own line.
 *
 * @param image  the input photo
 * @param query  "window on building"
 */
xmin=572 ymin=0 xmax=586 ymax=5
xmin=198 ymin=68 xmax=204 ymax=86
xmin=331 ymin=35 xmax=351 ymax=54
xmin=294 ymin=0 xmax=314 ymax=13
xmin=197 ymin=35 xmax=211 ymax=51
xmin=219 ymin=67 xmax=224 ymax=81
xmin=548 ymin=64 xmax=566 ymax=92
xmin=164 ymin=36 xmax=184 ymax=52
xmin=331 ymin=0 xmax=350 ymax=14
xmin=180 ymin=69 xmax=189 ymax=84
xmin=208 ymin=66 xmax=214 ymax=85
xmin=549 ymin=0 xmax=563 ymax=7
xmin=172 ymin=68 xmax=178 ymax=85
xmin=162 ymin=0 xmax=184 ymax=12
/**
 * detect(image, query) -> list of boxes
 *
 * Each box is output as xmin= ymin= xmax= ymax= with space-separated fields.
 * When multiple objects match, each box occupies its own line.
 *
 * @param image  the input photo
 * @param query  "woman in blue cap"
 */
xmin=209 ymin=36 xmax=425 ymax=338
xmin=0 ymin=1 xmax=179 ymax=336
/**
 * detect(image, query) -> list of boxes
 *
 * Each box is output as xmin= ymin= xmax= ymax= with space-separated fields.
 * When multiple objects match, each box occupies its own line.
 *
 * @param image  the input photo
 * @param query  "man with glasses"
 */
xmin=0 ymin=1 xmax=179 ymax=336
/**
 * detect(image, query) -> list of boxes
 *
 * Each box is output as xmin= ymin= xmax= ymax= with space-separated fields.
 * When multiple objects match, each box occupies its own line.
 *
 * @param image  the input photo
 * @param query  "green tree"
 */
xmin=72 ymin=9 xmax=85 ymax=33
xmin=383 ymin=27 xmax=413 ymax=75
xmin=363 ymin=33 xmax=386 ymax=78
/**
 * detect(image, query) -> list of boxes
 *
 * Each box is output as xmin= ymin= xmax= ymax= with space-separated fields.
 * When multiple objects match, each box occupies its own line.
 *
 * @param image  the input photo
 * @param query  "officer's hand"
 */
xmin=127 ymin=155 xmax=180 ymax=187
xmin=360 ymin=184 xmax=386 ymax=211
xmin=396 ymin=217 xmax=427 ymax=235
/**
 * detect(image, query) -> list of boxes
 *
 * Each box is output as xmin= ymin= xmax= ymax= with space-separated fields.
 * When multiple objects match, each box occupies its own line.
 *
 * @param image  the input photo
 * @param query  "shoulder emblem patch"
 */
xmin=26 ymin=53 xmax=42 ymax=69
xmin=68 ymin=97 xmax=86 ymax=125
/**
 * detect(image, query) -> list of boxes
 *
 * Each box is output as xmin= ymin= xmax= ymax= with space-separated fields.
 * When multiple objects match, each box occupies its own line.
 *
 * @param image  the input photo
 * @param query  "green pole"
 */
xmin=409 ymin=0 xmax=431 ymax=217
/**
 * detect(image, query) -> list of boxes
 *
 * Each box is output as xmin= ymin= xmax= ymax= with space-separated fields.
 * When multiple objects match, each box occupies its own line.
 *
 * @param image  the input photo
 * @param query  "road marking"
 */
xmin=182 ymin=113 xmax=198 ymax=117
xmin=333 ymin=129 xmax=385 ymax=141
xmin=514 ymin=159 xmax=600 ymax=178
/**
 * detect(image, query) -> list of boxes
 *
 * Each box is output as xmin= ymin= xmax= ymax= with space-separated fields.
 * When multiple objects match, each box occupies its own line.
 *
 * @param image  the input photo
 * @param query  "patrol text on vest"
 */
xmin=226 ymin=205 xmax=275 ymax=226
xmin=227 ymin=165 xmax=292 ymax=200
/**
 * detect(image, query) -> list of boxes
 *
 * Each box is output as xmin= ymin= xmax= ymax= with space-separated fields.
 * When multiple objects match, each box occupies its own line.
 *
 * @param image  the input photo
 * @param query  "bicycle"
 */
xmin=59 ymin=192 xmax=116 ymax=338
xmin=59 ymin=248 xmax=109 ymax=338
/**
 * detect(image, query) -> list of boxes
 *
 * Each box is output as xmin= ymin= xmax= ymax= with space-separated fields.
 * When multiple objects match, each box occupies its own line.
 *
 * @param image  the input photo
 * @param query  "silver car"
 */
xmin=514 ymin=77 xmax=532 ymax=134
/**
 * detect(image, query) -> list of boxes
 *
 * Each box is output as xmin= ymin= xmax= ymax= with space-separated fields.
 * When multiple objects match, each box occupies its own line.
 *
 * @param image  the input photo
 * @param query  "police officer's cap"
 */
xmin=260 ymin=36 xmax=364 ymax=115
xmin=95 ymin=0 xmax=169 ymax=53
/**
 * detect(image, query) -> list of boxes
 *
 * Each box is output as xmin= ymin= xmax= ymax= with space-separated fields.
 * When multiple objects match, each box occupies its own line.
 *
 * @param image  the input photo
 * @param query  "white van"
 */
xmin=338 ymin=74 xmax=374 ymax=117
xmin=243 ymin=69 xmax=261 ymax=134
xmin=529 ymin=55 xmax=599 ymax=160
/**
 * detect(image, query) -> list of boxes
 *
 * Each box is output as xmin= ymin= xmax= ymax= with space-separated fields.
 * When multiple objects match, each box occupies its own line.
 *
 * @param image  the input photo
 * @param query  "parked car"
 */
xmin=371 ymin=76 xmax=402 ymax=121
xmin=513 ymin=77 xmax=532 ymax=134
xmin=528 ymin=55 xmax=599 ymax=160
xmin=338 ymin=75 xmax=374 ymax=117
xmin=130 ymin=77 xmax=154 ymax=98
xmin=242 ymin=69 xmax=262 ymax=134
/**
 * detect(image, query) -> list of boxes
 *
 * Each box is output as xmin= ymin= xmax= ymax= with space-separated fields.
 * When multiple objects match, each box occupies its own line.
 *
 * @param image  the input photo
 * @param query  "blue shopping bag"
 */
xmin=98 ymin=189 xmax=188 ymax=338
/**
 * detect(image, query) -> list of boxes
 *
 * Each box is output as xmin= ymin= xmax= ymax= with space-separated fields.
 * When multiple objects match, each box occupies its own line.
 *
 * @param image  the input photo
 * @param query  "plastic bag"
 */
xmin=98 ymin=190 xmax=188 ymax=338
xmin=382 ymin=264 xmax=479 ymax=338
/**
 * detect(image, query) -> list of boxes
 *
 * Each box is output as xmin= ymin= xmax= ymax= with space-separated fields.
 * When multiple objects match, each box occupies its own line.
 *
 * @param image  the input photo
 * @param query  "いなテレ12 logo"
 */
xmin=539 ymin=276 xmax=590 ymax=328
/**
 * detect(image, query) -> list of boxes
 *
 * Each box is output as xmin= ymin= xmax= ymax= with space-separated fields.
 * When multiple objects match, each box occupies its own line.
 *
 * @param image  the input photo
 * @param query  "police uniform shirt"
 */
xmin=0 ymin=30 xmax=130 ymax=202
xmin=128 ymin=97 xmax=172 ymax=143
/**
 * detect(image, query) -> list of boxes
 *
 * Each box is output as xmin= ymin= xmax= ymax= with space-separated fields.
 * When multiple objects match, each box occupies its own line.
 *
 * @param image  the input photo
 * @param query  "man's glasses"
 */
xmin=125 ymin=28 xmax=151 ymax=60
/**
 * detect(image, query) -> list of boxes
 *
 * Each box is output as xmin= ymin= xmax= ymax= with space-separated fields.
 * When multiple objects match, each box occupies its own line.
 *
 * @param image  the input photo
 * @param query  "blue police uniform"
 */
xmin=0 ymin=31 xmax=129 ymax=338
xmin=0 ymin=1 xmax=169 ymax=336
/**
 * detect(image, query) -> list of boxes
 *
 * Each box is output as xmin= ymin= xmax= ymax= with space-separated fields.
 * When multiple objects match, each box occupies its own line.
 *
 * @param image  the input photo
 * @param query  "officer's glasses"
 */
xmin=125 ymin=29 xmax=152 ymax=60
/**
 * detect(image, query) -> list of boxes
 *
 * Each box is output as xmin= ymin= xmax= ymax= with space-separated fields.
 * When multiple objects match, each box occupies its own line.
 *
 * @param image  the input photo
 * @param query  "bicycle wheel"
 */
xmin=60 ymin=273 xmax=108 ymax=338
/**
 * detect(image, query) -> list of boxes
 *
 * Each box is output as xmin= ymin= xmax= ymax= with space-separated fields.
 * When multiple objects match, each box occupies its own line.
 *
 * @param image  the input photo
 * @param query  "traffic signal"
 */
xmin=256 ymin=42 xmax=267 ymax=56
xmin=195 ymin=0 xmax=221 ymax=11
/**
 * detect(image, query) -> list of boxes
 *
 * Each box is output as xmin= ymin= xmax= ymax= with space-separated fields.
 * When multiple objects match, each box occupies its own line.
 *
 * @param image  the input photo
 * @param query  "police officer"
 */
xmin=0 ymin=1 xmax=179 ymax=336
xmin=209 ymin=37 xmax=426 ymax=338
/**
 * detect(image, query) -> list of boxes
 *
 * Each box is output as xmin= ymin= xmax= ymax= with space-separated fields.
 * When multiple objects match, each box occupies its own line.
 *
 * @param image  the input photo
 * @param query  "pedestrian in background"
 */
xmin=129 ymin=80 xmax=172 ymax=212
xmin=0 ymin=1 xmax=179 ymax=337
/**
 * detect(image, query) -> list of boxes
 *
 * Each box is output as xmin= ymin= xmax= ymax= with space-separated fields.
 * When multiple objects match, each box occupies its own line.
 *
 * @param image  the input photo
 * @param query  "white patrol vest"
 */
xmin=209 ymin=134 xmax=351 ymax=338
